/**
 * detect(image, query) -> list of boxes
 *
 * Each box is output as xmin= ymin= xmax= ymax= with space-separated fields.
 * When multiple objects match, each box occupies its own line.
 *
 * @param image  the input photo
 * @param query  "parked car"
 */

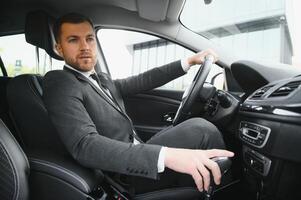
xmin=0 ymin=0 xmax=301 ymax=199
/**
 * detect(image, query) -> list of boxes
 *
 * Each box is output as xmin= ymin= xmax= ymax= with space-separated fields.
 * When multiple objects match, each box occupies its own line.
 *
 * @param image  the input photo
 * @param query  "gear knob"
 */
xmin=212 ymin=156 xmax=232 ymax=175
xmin=204 ymin=157 xmax=232 ymax=200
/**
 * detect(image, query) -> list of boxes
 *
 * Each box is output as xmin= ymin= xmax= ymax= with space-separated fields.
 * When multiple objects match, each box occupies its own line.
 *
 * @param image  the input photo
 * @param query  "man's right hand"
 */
xmin=164 ymin=148 xmax=234 ymax=192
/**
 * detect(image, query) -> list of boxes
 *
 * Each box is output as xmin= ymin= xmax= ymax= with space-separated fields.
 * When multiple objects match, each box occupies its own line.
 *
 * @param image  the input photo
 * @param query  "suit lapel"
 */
xmin=63 ymin=67 xmax=125 ymax=116
xmin=98 ymin=72 xmax=125 ymax=112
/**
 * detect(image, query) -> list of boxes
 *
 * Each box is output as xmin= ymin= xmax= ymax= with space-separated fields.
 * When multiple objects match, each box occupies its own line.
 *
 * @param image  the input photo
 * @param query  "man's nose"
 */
xmin=79 ymin=39 xmax=89 ymax=50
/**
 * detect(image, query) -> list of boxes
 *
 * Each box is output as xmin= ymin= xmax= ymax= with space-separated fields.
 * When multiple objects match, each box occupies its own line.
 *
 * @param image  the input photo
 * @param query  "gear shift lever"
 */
xmin=204 ymin=157 xmax=232 ymax=200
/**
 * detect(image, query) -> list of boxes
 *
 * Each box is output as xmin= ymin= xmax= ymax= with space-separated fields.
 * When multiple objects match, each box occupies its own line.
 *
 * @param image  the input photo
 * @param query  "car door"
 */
xmin=97 ymin=29 xmax=224 ymax=141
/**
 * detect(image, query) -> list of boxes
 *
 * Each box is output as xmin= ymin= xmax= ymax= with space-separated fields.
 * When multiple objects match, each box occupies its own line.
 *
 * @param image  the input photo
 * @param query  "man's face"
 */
xmin=56 ymin=22 xmax=97 ymax=72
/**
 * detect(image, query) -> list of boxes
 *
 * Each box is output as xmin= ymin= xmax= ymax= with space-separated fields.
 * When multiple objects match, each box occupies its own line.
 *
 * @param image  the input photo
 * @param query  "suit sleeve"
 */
xmin=114 ymin=60 xmax=186 ymax=97
xmin=43 ymin=71 xmax=162 ymax=179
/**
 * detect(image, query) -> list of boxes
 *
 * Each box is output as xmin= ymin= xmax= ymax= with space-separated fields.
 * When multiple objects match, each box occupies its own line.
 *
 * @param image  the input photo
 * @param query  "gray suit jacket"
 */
xmin=43 ymin=60 xmax=185 ymax=179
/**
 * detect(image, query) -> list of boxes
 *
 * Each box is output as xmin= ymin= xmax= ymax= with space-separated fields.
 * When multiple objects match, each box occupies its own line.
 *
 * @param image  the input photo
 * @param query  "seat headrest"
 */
xmin=25 ymin=10 xmax=63 ymax=60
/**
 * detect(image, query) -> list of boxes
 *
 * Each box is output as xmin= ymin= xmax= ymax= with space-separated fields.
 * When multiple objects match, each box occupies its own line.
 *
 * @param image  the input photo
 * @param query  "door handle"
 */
xmin=163 ymin=112 xmax=175 ymax=123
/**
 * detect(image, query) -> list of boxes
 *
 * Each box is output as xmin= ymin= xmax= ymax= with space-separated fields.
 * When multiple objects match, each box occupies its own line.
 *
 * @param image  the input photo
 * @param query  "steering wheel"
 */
xmin=172 ymin=55 xmax=214 ymax=125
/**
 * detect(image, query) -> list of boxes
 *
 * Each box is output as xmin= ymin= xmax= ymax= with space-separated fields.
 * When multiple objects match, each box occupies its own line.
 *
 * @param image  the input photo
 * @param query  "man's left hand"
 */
xmin=187 ymin=49 xmax=218 ymax=67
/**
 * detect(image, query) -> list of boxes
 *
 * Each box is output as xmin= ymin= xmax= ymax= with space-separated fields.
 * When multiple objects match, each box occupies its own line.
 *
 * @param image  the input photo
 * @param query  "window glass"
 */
xmin=97 ymin=29 xmax=224 ymax=90
xmin=180 ymin=0 xmax=290 ymax=64
xmin=0 ymin=34 xmax=36 ymax=76
xmin=38 ymin=48 xmax=64 ymax=72
xmin=0 ymin=34 xmax=64 ymax=77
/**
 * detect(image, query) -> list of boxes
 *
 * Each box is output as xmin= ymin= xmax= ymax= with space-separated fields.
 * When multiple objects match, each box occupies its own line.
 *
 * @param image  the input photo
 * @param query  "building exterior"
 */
xmin=180 ymin=0 xmax=293 ymax=64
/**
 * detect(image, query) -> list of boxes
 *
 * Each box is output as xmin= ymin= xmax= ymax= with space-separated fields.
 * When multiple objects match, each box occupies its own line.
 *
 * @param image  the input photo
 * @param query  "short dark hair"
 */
xmin=53 ymin=13 xmax=94 ymax=43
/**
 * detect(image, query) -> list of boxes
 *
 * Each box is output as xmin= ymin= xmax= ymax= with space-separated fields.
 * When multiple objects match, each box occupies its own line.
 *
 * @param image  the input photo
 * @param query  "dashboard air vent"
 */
xmin=251 ymin=85 xmax=274 ymax=99
xmin=269 ymin=81 xmax=301 ymax=97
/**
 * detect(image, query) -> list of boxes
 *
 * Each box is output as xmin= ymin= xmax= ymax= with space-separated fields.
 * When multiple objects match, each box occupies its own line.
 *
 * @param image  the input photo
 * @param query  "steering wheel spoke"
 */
xmin=173 ymin=55 xmax=215 ymax=125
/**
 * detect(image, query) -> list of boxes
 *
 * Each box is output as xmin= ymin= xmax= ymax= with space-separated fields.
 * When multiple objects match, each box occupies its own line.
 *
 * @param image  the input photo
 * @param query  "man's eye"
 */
xmin=68 ymin=39 xmax=77 ymax=43
xmin=87 ymin=37 xmax=95 ymax=42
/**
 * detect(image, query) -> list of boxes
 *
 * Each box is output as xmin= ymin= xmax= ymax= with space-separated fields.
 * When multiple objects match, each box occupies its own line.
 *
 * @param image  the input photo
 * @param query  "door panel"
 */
xmin=124 ymin=89 xmax=183 ymax=141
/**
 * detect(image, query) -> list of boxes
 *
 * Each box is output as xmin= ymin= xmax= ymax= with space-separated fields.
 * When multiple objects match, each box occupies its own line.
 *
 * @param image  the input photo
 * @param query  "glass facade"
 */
xmin=98 ymin=29 xmax=200 ymax=90
xmin=180 ymin=0 xmax=292 ymax=64
xmin=98 ymin=29 xmax=224 ymax=91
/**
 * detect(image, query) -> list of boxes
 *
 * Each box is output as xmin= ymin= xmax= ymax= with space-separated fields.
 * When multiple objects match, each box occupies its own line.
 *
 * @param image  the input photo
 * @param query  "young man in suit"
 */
xmin=43 ymin=13 xmax=234 ymax=194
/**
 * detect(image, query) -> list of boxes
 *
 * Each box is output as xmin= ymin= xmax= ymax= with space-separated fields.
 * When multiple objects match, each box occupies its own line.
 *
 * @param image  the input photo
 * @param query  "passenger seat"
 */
xmin=0 ymin=119 xmax=29 ymax=200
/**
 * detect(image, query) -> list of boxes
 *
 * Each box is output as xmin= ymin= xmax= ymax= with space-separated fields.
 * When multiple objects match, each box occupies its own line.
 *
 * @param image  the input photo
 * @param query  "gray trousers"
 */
xmin=132 ymin=117 xmax=226 ymax=194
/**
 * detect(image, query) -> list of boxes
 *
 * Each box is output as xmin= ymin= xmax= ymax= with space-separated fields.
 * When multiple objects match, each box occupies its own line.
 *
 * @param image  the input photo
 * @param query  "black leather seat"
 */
xmin=0 ymin=119 xmax=29 ymax=200
xmin=0 ymin=76 xmax=16 ymax=140
xmin=7 ymin=74 xmax=106 ymax=200
xmin=7 ymin=74 xmax=66 ymax=154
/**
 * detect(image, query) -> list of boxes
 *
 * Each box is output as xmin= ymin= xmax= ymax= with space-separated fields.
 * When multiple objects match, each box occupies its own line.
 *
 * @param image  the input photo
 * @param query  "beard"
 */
xmin=65 ymin=56 xmax=96 ymax=72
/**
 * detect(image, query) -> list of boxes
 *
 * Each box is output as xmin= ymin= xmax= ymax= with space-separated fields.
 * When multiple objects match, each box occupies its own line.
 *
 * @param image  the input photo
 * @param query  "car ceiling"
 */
xmin=0 ymin=0 xmax=184 ymax=36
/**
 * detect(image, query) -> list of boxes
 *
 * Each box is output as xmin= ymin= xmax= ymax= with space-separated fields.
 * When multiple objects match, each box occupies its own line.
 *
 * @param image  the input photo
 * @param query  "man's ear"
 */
xmin=55 ymin=43 xmax=63 ymax=57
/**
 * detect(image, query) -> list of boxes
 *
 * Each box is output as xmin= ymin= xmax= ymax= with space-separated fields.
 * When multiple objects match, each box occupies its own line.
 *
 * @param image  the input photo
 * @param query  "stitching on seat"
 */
xmin=30 ymin=158 xmax=90 ymax=192
xmin=0 ymin=121 xmax=30 ymax=169
xmin=0 ymin=141 xmax=18 ymax=200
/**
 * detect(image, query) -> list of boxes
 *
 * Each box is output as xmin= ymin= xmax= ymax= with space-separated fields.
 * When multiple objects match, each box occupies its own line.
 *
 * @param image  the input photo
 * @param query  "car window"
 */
xmin=180 ymin=0 xmax=295 ymax=65
xmin=97 ymin=29 xmax=224 ymax=90
xmin=0 ymin=34 xmax=64 ymax=77
xmin=0 ymin=34 xmax=36 ymax=76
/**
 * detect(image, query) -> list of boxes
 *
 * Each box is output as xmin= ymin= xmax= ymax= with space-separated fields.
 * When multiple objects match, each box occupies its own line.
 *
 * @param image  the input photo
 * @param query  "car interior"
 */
xmin=1 ymin=0 xmax=301 ymax=200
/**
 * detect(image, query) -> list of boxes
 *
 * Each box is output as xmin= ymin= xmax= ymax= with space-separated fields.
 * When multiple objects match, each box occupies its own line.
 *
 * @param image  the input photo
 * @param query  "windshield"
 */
xmin=180 ymin=0 xmax=301 ymax=66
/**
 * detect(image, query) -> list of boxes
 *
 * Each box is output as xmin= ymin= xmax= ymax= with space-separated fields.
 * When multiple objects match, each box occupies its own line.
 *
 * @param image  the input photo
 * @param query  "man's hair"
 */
xmin=53 ymin=13 xmax=94 ymax=43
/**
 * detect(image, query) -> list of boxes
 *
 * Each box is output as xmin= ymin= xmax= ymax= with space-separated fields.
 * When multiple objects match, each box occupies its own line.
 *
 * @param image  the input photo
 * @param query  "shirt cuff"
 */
xmin=181 ymin=58 xmax=191 ymax=72
xmin=157 ymin=146 xmax=167 ymax=173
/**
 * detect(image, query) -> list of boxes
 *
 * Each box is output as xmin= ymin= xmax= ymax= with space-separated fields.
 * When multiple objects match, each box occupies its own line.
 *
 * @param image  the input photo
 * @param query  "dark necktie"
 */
xmin=90 ymin=73 xmax=142 ymax=143
xmin=90 ymin=73 xmax=116 ymax=104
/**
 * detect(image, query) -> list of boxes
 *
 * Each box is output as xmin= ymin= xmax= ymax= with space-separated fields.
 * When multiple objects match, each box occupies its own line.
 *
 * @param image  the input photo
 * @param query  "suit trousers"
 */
xmin=131 ymin=117 xmax=226 ymax=194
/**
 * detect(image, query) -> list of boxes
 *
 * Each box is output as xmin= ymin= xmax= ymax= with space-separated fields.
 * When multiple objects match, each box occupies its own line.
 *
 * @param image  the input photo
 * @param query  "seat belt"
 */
xmin=0 ymin=56 xmax=8 ymax=76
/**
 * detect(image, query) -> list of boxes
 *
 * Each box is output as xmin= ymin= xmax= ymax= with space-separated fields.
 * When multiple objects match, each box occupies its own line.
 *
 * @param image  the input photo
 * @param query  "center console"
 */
xmin=237 ymin=76 xmax=301 ymax=200
xmin=242 ymin=146 xmax=271 ymax=177
xmin=239 ymin=122 xmax=272 ymax=177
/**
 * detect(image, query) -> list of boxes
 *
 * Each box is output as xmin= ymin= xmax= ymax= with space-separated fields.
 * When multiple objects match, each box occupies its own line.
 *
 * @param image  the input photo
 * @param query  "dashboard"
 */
xmin=239 ymin=74 xmax=301 ymax=164
xmin=226 ymin=60 xmax=301 ymax=198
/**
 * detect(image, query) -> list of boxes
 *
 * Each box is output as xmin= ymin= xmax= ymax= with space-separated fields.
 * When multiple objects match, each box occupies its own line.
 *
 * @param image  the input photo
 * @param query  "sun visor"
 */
xmin=25 ymin=10 xmax=63 ymax=60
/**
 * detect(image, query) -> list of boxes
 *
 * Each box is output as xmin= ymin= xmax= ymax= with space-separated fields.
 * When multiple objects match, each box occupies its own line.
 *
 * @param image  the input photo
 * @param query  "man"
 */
xmin=43 ymin=13 xmax=234 ymax=194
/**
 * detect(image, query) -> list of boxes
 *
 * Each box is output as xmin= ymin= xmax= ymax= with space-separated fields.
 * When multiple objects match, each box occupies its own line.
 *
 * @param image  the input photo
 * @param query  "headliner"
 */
xmin=0 ymin=0 xmax=184 ymax=36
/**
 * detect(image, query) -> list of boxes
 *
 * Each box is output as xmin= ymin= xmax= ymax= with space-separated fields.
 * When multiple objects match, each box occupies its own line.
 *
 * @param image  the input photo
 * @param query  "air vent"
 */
xmin=251 ymin=85 xmax=274 ymax=99
xmin=269 ymin=81 xmax=301 ymax=97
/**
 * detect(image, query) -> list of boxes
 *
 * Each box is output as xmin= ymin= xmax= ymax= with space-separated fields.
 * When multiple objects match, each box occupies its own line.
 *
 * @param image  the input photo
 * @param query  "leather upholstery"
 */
xmin=0 ymin=119 xmax=30 ymax=200
xmin=6 ymin=74 xmax=104 ymax=199
xmin=7 ymin=74 xmax=67 ymax=154
xmin=25 ymin=10 xmax=63 ymax=60
xmin=0 ymin=77 xmax=16 ymax=140
xmin=28 ymin=151 xmax=103 ymax=194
